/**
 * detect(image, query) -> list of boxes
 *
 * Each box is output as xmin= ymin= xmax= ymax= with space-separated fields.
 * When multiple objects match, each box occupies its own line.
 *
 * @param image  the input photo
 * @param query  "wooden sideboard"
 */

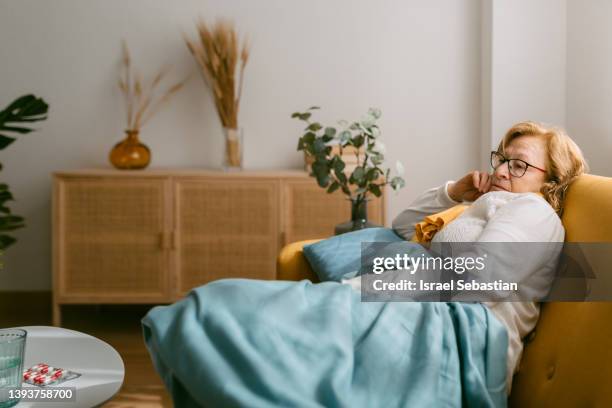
xmin=52 ymin=169 xmax=386 ymax=325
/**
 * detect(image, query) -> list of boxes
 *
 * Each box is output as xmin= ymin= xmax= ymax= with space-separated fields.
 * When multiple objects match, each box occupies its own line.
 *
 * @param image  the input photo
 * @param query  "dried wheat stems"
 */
xmin=118 ymin=40 xmax=187 ymax=131
xmin=184 ymin=18 xmax=250 ymax=130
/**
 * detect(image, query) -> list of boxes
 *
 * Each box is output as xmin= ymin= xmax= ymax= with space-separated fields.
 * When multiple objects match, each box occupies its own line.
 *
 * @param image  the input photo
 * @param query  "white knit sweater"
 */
xmin=344 ymin=181 xmax=565 ymax=394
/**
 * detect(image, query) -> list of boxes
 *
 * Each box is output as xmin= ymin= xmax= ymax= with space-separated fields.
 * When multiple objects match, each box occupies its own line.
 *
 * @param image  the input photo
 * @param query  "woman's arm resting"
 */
xmin=449 ymin=195 xmax=566 ymax=301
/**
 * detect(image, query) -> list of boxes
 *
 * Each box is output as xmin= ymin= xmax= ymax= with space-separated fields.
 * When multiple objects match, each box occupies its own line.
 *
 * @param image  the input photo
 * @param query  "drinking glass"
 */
xmin=0 ymin=329 xmax=27 ymax=408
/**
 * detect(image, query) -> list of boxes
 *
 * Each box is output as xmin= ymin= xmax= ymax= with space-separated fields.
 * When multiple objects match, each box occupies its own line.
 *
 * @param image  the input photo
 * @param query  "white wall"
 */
xmin=566 ymin=0 xmax=612 ymax=176
xmin=0 ymin=0 xmax=482 ymax=290
xmin=481 ymin=0 xmax=567 ymax=169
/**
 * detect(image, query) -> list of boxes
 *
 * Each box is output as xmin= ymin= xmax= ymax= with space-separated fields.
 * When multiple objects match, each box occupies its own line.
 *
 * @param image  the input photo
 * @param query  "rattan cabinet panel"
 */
xmin=65 ymin=241 xmax=164 ymax=292
xmin=52 ymin=169 xmax=386 ymax=326
xmin=63 ymin=182 xmax=163 ymax=235
xmin=174 ymin=178 xmax=279 ymax=295
xmin=54 ymin=178 xmax=170 ymax=306
xmin=282 ymin=179 xmax=385 ymax=245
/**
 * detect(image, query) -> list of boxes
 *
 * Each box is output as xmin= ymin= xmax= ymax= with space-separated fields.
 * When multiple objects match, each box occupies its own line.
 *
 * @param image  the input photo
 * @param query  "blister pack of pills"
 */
xmin=23 ymin=363 xmax=81 ymax=387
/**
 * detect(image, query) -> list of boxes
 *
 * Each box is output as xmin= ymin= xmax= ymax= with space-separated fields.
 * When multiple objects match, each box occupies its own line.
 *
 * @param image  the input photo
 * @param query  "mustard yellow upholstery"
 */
xmin=276 ymin=239 xmax=321 ymax=283
xmin=510 ymin=174 xmax=612 ymax=407
xmin=276 ymin=174 xmax=612 ymax=406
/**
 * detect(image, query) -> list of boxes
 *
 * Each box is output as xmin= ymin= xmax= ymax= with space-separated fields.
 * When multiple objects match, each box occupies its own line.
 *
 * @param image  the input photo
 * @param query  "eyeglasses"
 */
xmin=490 ymin=151 xmax=547 ymax=178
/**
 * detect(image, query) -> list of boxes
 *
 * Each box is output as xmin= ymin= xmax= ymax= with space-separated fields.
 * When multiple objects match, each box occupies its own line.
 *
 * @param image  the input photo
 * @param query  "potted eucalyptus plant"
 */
xmin=292 ymin=107 xmax=405 ymax=234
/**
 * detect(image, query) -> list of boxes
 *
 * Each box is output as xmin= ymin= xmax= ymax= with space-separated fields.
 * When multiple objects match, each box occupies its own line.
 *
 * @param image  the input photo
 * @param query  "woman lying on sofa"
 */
xmin=389 ymin=121 xmax=587 ymax=395
xmin=142 ymin=121 xmax=587 ymax=408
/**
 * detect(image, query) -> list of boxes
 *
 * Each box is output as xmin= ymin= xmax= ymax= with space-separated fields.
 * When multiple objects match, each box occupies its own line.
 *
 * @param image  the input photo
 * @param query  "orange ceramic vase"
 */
xmin=109 ymin=130 xmax=151 ymax=170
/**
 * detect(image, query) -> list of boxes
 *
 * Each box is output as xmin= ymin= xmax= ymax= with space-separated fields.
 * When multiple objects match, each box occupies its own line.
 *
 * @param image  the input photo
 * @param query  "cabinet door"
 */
xmin=282 ymin=179 xmax=385 ymax=245
xmin=174 ymin=178 xmax=279 ymax=297
xmin=54 ymin=177 xmax=171 ymax=302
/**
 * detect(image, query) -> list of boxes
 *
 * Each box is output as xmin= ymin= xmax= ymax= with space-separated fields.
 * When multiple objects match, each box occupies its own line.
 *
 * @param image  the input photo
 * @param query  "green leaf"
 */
xmin=312 ymin=161 xmax=329 ymax=176
xmin=0 ymin=94 xmax=48 ymax=124
xmin=0 ymin=214 xmax=24 ymax=224
xmin=313 ymin=138 xmax=327 ymax=155
xmin=391 ymin=177 xmax=406 ymax=190
xmin=333 ymin=158 xmax=345 ymax=173
xmin=316 ymin=175 xmax=330 ymax=188
xmin=352 ymin=135 xmax=365 ymax=148
xmin=312 ymin=159 xmax=331 ymax=188
xmin=341 ymin=184 xmax=351 ymax=195
xmin=371 ymin=154 xmax=384 ymax=165
xmin=335 ymin=170 xmax=347 ymax=184
xmin=303 ymin=132 xmax=316 ymax=144
xmin=368 ymin=108 xmax=382 ymax=119
xmin=0 ymin=234 xmax=16 ymax=250
xmin=366 ymin=168 xmax=380 ymax=181
xmin=291 ymin=112 xmax=302 ymax=118
xmin=324 ymin=127 xmax=336 ymax=137
xmin=0 ymin=94 xmax=48 ymax=152
xmin=368 ymin=184 xmax=382 ymax=197
xmin=359 ymin=122 xmax=374 ymax=134
xmin=0 ymin=190 xmax=14 ymax=202
xmin=351 ymin=167 xmax=365 ymax=183
xmin=299 ymin=132 xmax=316 ymax=152
xmin=306 ymin=122 xmax=322 ymax=132
xmin=300 ymin=134 xmax=316 ymax=154
xmin=370 ymin=125 xmax=380 ymax=138
xmin=299 ymin=112 xmax=312 ymax=121
xmin=0 ymin=134 xmax=15 ymax=150
xmin=0 ymin=214 xmax=25 ymax=232
xmin=339 ymin=130 xmax=351 ymax=144
xmin=327 ymin=181 xmax=340 ymax=193
xmin=308 ymin=106 xmax=320 ymax=110
xmin=1 ymin=126 xmax=34 ymax=134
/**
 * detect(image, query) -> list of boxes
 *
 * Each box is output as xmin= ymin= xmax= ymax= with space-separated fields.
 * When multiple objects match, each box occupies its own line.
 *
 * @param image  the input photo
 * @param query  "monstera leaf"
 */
xmin=0 ymin=94 xmax=48 ymax=250
xmin=0 ymin=94 xmax=48 ymax=150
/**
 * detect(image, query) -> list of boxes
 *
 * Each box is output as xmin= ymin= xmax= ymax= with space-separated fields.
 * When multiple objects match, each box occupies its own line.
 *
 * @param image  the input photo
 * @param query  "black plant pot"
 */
xmin=334 ymin=198 xmax=380 ymax=235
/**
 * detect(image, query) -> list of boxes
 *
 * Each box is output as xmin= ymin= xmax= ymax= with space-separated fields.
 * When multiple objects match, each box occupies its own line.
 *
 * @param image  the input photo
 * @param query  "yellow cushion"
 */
xmin=276 ymin=239 xmax=321 ymax=282
xmin=411 ymin=204 xmax=469 ymax=244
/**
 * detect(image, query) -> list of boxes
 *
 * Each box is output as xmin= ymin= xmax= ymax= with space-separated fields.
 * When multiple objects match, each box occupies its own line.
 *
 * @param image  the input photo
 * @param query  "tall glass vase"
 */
xmin=334 ymin=198 xmax=380 ymax=235
xmin=223 ymin=127 xmax=243 ymax=171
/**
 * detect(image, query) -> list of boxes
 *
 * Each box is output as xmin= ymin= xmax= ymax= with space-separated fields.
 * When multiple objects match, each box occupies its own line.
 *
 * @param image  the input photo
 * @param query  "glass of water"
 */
xmin=0 ymin=329 xmax=26 ymax=408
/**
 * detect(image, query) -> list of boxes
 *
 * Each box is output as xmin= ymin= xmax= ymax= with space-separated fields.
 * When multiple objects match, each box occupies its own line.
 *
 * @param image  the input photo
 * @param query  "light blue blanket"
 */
xmin=142 ymin=279 xmax=508 ymax=407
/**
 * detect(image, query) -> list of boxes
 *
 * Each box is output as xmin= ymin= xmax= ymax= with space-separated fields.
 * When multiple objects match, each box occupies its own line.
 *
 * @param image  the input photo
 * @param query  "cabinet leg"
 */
xmin=52 ymin=303 xmax=61 ymax=327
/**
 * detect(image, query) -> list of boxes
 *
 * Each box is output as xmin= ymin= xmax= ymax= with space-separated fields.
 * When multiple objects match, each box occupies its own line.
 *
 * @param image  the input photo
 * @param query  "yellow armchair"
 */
xmin=276 ymin=174 xmax=612 ymax=407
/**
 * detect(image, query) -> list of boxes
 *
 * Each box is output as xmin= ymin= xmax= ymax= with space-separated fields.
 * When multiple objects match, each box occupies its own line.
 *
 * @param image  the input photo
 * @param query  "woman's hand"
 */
xmin=447 ymin=171 xmax=493 ymax=202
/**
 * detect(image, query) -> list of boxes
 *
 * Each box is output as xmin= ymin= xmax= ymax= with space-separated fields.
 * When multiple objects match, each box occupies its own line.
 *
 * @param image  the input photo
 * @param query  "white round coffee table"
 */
xmin=12 ymin=326 xmax=124 ymax=408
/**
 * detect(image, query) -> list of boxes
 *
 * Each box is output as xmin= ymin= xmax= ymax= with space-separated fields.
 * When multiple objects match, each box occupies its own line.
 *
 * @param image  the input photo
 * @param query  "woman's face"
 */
xmin=490 ymin=135 xmax=549 ymax=193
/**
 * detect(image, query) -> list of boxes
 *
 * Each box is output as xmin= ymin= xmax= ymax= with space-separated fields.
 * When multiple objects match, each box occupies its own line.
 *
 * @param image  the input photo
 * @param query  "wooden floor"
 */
xmin=0 ymin=296 xmax=173 ymax=407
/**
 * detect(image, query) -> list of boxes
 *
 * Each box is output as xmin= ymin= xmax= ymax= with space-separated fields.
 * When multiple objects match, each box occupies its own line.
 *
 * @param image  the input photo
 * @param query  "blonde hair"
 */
xmin=497 ymin=121 xmax=588 ymax=216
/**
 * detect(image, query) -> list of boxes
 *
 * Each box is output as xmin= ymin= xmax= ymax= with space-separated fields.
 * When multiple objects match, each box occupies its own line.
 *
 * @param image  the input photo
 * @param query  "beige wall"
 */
xmin=9 ymin=0 xmax=605 ymax=291
xmin=481 ymin=0 xmax=567 ymax=169
xmin=0 ymin=0 xmax=482 ymax=290
xmin=567 ymin=0 xmax=612 ymax=176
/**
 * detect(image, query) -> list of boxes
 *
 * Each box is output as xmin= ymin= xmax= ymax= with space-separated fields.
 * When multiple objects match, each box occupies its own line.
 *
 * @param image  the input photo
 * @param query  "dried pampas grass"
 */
xmin=185 ymin=18 xmax=250 ymax=129
xmin=118 ymin=40 xmax=188 ymax=131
